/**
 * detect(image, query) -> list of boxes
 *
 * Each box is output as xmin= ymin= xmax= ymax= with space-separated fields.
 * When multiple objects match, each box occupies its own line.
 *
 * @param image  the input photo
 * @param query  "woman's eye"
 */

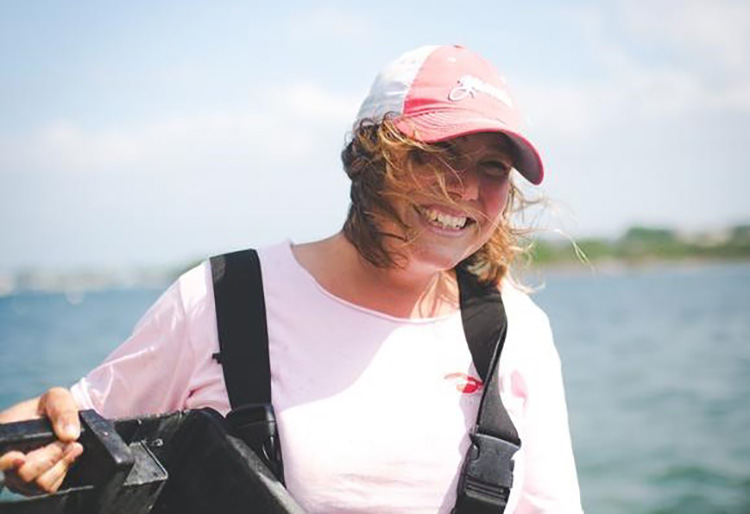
xmin=479 ymin=161 xmax=511 ymax=179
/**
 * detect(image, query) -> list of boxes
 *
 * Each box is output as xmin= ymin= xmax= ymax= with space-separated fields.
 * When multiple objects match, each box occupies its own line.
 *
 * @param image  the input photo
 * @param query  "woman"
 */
xmin=0 ymin=45 xmax=583 ymax=513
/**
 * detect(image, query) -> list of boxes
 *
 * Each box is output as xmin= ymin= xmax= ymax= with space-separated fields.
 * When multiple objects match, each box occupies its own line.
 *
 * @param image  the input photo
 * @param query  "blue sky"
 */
xmin=1 ymin=0 xmax=749 ymax=272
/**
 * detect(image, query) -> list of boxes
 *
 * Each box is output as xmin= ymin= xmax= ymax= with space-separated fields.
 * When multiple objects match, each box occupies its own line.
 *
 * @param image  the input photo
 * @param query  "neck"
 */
xmin=292 ymin=233 xmax=459 ymax=319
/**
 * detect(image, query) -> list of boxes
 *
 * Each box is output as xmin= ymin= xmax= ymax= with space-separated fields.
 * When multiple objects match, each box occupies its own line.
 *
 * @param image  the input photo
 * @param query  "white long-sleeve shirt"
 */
xmin=72 ymin=241 xmax=583 ymax=513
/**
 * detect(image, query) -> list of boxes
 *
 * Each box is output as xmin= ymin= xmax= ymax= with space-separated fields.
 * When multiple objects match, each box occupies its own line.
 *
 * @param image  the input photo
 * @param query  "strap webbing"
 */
xmin=210 ymin=249 xmax=270 ymax=409
xmin=456 ymin=265 xmax=519 ymax=445
xmin=454 ymin=265 xmax=520 ymax=514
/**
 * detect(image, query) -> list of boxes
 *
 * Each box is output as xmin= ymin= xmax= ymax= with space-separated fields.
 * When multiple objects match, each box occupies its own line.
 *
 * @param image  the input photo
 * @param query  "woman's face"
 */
xmin=386 ymin=132 xmax=514 ymax=274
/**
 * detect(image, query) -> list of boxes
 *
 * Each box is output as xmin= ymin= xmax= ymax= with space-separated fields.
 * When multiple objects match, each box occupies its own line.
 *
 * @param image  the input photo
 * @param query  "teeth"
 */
xmin=418 ymin=207 xmax=468 ymax=230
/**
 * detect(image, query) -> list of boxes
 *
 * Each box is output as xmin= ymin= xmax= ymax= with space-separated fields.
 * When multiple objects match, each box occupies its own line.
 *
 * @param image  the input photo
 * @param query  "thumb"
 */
xmin=39 ymin=387 xmax=80 ymax=442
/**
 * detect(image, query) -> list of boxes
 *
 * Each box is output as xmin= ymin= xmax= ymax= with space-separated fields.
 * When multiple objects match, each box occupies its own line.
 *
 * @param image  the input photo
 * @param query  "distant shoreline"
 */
xmin=526 ymin=255 xmax=750 ymax=278
xmin=3 ymin=257 xmax=748 ymax=297
xmin=2 ymin=224 xmax=748 ymax=295
xmin=528 ymin=224 xmax=750 ymax=271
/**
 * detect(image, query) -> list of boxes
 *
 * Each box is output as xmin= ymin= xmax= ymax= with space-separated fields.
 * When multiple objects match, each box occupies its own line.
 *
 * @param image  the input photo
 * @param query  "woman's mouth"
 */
xmin=415 ymin=205 xmax=475 ymax=231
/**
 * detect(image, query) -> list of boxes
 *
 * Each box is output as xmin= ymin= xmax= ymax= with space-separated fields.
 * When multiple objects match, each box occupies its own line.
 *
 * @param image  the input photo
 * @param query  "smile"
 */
xmin=415 ymin=205 xmax=474 ymax=231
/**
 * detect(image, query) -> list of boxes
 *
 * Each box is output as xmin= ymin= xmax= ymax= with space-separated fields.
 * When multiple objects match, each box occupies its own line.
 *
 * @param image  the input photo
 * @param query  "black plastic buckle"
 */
xmin=226 ymin=403 xmax=284 ymax=481
xmin=454 ymin=432 xmax=520 ymax=513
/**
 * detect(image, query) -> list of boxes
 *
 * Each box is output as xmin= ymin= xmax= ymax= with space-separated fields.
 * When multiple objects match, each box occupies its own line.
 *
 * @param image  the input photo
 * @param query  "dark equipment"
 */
xmin=0 ymin=408 xmax=305 ymax=514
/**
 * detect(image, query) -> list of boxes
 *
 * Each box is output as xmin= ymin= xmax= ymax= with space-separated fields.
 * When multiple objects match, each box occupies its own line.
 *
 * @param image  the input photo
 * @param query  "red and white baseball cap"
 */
xmin=355 ymin=45 xmax=544 ymax=185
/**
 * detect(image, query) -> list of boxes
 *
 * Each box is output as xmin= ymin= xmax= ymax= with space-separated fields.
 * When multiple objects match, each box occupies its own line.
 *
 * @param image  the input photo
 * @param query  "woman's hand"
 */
xmin=0 ymin=387 xmax=84 ymax=494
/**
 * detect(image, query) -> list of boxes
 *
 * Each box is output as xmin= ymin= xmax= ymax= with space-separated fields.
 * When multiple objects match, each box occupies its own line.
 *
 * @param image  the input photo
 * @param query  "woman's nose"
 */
xmin=458 ymin=169 xmax=480 ymax=201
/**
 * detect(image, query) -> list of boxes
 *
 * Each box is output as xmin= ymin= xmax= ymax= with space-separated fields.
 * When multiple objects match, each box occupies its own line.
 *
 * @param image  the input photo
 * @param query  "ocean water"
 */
xmin=533 ymin=262 xmax=750 ymax=513
xmin=1 ymin=263 xmax=749 ymax=513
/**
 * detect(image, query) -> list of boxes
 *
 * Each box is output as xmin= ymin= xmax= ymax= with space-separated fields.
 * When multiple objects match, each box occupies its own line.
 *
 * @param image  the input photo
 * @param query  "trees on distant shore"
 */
xmin=531 ymin=225 xmax=750 ymax=266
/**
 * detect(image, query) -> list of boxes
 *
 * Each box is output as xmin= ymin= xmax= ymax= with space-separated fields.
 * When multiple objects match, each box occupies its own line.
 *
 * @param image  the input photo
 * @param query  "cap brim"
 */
xmin=394 ymin=111 xmax=544 ymax=185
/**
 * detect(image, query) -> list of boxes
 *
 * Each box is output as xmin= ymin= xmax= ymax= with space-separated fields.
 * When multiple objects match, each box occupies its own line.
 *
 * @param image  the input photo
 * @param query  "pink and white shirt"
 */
xmin=71 ymin=241 xmax=583 ymax=513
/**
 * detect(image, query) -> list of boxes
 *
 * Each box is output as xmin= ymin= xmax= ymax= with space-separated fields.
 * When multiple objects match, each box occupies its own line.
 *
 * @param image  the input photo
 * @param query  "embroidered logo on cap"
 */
xmin=444 ymin=372 xmax=483 ymax=394
xmin=448 ymin=75 xmax=514 ymax=108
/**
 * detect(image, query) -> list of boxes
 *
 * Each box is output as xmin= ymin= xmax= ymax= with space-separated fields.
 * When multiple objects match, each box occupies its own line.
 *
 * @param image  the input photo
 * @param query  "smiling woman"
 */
xmin=1 ymin=45 xmax=583 ymax=514
xmin=342 ymin=121 xmax=529 ymax=288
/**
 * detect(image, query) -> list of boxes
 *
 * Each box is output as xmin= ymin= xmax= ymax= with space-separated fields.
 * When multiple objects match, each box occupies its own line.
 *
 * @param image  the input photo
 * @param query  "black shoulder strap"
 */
xmin=210 ymin=249 xmax=270 ymax=410
xmin=454 ymin=266 xmax=520 ymax=514
xmin=210 ymin=249 xmax=285 ymax=482
xmin=457 ymin=265 xmax=504 ymax=381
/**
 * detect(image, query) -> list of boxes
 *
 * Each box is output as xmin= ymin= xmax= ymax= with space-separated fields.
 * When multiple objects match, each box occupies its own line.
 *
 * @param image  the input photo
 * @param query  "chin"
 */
xmin=405 ymin=241 xmax=476 ymax=274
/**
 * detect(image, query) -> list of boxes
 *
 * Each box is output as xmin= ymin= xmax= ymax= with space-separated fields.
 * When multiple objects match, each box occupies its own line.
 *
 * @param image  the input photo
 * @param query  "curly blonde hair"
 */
xmin=341 ymin=117 xmax=532 ymax=285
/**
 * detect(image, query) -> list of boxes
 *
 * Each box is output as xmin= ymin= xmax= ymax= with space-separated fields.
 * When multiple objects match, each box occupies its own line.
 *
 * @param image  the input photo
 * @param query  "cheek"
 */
xmin=479 ymin=178 xmax=511 ymax=220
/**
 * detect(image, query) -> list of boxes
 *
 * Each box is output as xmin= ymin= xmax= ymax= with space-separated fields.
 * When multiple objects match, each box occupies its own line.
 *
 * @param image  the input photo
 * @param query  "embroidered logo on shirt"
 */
xmin=444 ymin=373 xmax=483 ymax=394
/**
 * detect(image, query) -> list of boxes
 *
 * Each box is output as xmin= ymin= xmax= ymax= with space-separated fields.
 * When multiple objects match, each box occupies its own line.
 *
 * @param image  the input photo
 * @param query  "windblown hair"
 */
xmin=341 ymin=117 xmax=532 ymax=286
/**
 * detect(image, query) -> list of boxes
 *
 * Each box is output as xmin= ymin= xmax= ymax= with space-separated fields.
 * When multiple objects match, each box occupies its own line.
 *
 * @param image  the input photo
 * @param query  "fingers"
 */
xmin=38 ymin=387 xmax=80 ymax=442
xmin=15 ymin=440 xmax=67 ymax=483
xmin=0 ymin=450 xmax=26 ymax=472
xmin=1 ymin=387 xmax=83 ymax=496
xmin=33 ymin=442 xmax=83 ymax=493
xmin=8 ymin=441 xmax=83 ymax=494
